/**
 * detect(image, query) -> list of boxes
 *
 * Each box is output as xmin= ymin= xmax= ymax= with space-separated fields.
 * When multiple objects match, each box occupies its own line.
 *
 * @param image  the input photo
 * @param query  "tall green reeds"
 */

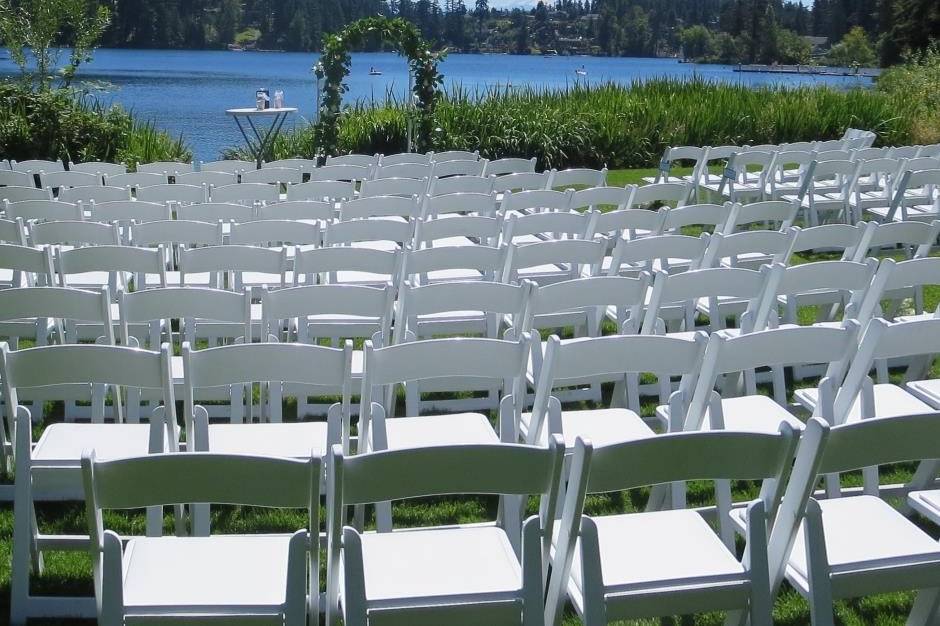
xmin=246 ymin=78 xmax=916 ymax=169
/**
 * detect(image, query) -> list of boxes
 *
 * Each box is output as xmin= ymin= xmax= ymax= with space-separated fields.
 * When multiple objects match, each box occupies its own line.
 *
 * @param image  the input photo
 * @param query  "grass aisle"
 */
xmin=1 ymin=168 xmax=937 ymax=625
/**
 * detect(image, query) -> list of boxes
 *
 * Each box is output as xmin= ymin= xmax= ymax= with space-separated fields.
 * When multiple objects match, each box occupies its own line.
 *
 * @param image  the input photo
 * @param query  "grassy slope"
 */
xmin=1 ymin=168 xmax=938 ymax=625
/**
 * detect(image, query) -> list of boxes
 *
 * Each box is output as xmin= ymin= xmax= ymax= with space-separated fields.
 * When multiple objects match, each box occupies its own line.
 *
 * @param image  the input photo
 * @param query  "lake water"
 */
xmin=0 ymin=49 xmax=875 ymax=162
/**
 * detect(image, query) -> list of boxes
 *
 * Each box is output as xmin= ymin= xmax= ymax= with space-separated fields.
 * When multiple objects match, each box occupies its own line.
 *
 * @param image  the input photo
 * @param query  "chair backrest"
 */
xmin=431 ymin=159 xmax=485 ymax=178
xmin=379 ymin=152 xmax=431 ymax=166
xmin=39 ymin=170 xmax=102 ymax=190
xmin=0 ymin=171 xmax=37 ymax=187
xmin=373 ymin=162 xmax=433 ymax=181
xmin=684 ymin=323 xmax=860 ymax=431
xmin=105 ymin=172 xmax=167 ymax=189
xmin=428 ymin=174 xmax=495 ymax=196
xmin=182 ymin=341 xmax=352 ymax=433
xmin=503 ymin=210 xmax=593 ymax=242
xmin=814 ymin=149 xmax=853 ymax=162
xmin=548 ymin=167 xmax=607 ymax=190
xmin=608 ymin=232 xmax=708 ymax=274
xmin=0 ymin=186 xmax=51 ymax=202
xmin=178 ymin=245 xmax=287 ymax=288
xmin=415 ymin=214 xmax=502 ymax=248
xmin=360 ymin=336 xmax=531 ymax=437
xmin=286 ymin=180 xmax=356 ymax=202
xmin=394 ymin=280 xmax=530 ymax=343
xmin=308 ymin=164 xmax=371 ymax=182
xmin=323 ymin=217 xmax=415 ymax=248
xmin=263 ymin=158 xmax=318 ymax=175
xmin=119 ymin=286 xmax=250 ymax=348
xmin=5 ymin=199 xmax=82 ymax=222
xmin=359 ymin=177 xmax=428 ymax=199
xmin=340 ymin=195 xmax=420 ymax=220
xmin=656 ymin=145 xmax=708 ymax=183
xmin=293 ymin=246 xmax=400 ymax=286
xmin=69 ymin=161 xmax=127 ymax=177
xmin=257 ymin=199 xmax=334 ymax=222
xmin=0 ymin=217 xmax=25 ymax=245
xmin=401 ymin=244 xmax=507 ymax=284
xmin=175 ymin=171 xmax=238 ymax=188
xmin=240 ymin=167 xmax=303 ymax=185
xmin=137 ymin=161 xmax=194 ymax=175
xmin=431 ymin=150 xmax=480 ymax=163
xmin=483 ymin=157 xmax=537 ymax=177
xmin=501 ymin=189 xmax=572 ymax=214
xmin=527 ymin=274 xmax=649 ymax=334
xmin=56 ymin=245 xmax=167 ymax=289
xmin=856 ymin=220 xmax=940 ymax=260
xmin=641 ymin=265 xmax=773 ymax=334
xmin=422 ymin=191 xmax=498 ymax=218
xmin=660 ymin=202 xmax=735 ymax=234
xmin=326 ymin=153 xmax=378 ymax=168
xmin=593 ymin=207 xmax=666 ymax=241
xmin=0 ymin=286 xmax=113 ymax=345
xmin=700 ymin=228 xmax=797 ymax=268
xmin=568 ymin=186 xmax=630 ymax=213
xmin=198 ymin=160 xmax=253 ymax=174
xmin=11 ymin=159 xmax=64 ymax=173
xmin=791 ymin=223 xmax=870 ymax=257
xmin=209 ymin=182 xmax=278 ymax=205
xmin=59 ymin=185 xmax=130 ymax=205
xmin=262 ymin=282 xmax=395 ymax=345
xmin=136 ymin=183 xmax=207 ymax=205
xmin=82 ymin=452 xmax=318 ymax=547
xmin=176 ymin=202 xmax=255 ymax=223
xmin=1 ymin=342 xmax=175 ymax=426
xmin=833 ymin=317 xmax=940 ymax=424
xmin=491 ymin=171 xmax=550 ymax=194
xmin=724 ymin=200 xmax=799 ymax=233
xmin=528 ymin=333 xmax=707 ymax=442
xmin=0 ymin=243 xmax=54 ymax=286
xmin=131 ymin=219 xmax=222 ymax=248
xmin=229 ymin=219 xmax=320 ymax=247
xmin=887 ymin=168 xmax=940 ymax=221
xmin=502 ymin=238 xmax=606 ymax=284
xmin=29 ymin=220 xmax=121 ymax=247
xmin=626 ymin=182 xmax=691 ymax=208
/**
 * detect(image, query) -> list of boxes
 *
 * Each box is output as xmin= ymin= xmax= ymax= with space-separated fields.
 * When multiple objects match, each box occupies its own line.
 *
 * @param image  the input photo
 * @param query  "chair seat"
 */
xmin=521 ymin=408 xmax=654 ymax=447
xmin=32 ymin=423 xmax=154 ymax=466
xmin=867 ymin=204 xmax=940 ymax=223
xmin=568 ymin=509 xmax=745 ymax=597
xmin=787 ymin=496 xmax=940 ymax=588
xmin=122 ymin=534 xmax=294 ymax=616
xmin=343 ymin=525 xmax=522 ymax=608
xmin=908 ymin=489 xmax=940 ymax=524
xmin=207 ymin=422 xmax=329 ymax=458
xmin=379 ymin=413 xmax=499 ymax=450
xmin=904 ymin=378 xmax=940 ymax=410
xmin=423 ymin=267 xmax=485 ymax=282
xmin=658 ymin=395 xmax=803 ymax=433
xmin=795 ymin=384 xmax=933 ymax=421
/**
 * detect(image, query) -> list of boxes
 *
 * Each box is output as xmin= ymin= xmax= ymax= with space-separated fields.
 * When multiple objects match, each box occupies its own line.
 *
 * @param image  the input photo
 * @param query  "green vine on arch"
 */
xmin=313 ymin=17 xmax=445 ymax=156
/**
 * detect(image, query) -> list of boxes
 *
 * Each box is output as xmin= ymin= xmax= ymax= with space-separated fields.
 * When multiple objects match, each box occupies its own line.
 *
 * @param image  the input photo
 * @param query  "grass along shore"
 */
xmin=232 ymin=78 xmax=928 ymax=171
xmin=2 ymin=166 xmax=939 ymax=625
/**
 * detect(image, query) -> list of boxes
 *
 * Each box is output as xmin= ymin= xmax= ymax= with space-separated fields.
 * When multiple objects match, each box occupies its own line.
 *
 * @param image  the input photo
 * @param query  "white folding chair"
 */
xmin=39 ymin=170 xmax=101 ymax=192
xmin=717 ymin=150 xmax=775 ymax=202
xmin=492 ymin=171 xmax=551 ymax=195
xmin=198 ymin=159 xmax=253 ymax=174
xmin=501 ymin=188 xmax=572 ymax=217
xmin=67 ymin=161 xmax=126 ymax=178
xmin=5 ymin=199 xmax=82 ymax=222
xmin=178 ymin=244 xmax=288 ymax=295
xmin=428 ymin=174 xmax=495 ymax=196
xmin=5 ymin=342 xmax=176 ymax=624
xmin=130 ymin=219 xmax=223 ymax=288
xmin=175 ymin=170 xmax=238 ymax=188
xmin=56 ymin=245 xmax=167 ymax=294
xmin=359 ymin=176 xmax=428 ymax=198
xmin=241 ymin=166 xmax=303 ymax=185
xmin=431 ymin=158 xmax=486 ymax=178
xmin=723 ymin=199 xmax=799 ymax=233
xmin=327 ymin=437 xmax=569 ymax=625
xmin=502 ymin=238 xmax=606 ymax=285
xmin=548 ymin=167 xmax=607 ymax=190
xmin=372 ymin=162 xmax=433 ymax=181
xmin=257 ymin=199 xmax=334 ymax=223
xmin=294 ymin=246 xmax=400 ymax=287
xmin=135 ymin=183 xmax=207 ymax=207
xmin=286 ymin=180 xmax=356 ymax=202
xmin=58 ymin=185 xmax=130 ymax=206
xmin=484 ymin=156 xmax=537 ymax=177
xmin=546 ymin=424 xmax=809 ymax=626
xmin=103 ymin=171 xmax=167 ymax=189
xmin=308 ymin=164 xmax=371 ymax=183
xmin=430 ymin=150 xmax=480 ymax=162
xmin=765 ymin=150 xmax=817 ymax=200
xmin=625 ymin=181 xmax=691 ymax=209
xmin=0 ymin=186 xmax=52 ymax=203
xmin=783 ymin=160 xmax=858 ymax=226
xmin=645 ymin=146 xmax=708 ymax=186
xmin=81 ymin=451 xmax=320 ymax=626
xmin=874 ymin=168 xmax=940 ymax=223
xmin=0 ymin=243 xmax=54 ymax=288
xmin=136 ymin=161 xmax=194 ymax=176
xmin=700 ymin=228 xmax=797 ymax=270
xmin=378 ymin=152 xmax=431 ymax=166
xmin=210 ymin=182 xmax=278 ymax=205
xmin=606 ymin=232 xmax=708 ymax=277
xmin=779 ymin=414 xmax=940 ymax=625
xmin=659 ymin=202 xmax=736 ymax=235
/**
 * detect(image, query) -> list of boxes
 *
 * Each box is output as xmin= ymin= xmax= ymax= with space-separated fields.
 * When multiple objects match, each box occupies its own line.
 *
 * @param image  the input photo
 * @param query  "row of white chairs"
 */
xmin=10 ymin=315 xmax=940 ymax=624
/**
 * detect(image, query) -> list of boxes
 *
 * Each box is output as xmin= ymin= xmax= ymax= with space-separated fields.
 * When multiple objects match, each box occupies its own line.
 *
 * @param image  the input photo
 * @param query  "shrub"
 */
xmin=877 ymin=44 xmax=940 ymax=144
xmin=0 ymin=81 xmax=190 ymax=165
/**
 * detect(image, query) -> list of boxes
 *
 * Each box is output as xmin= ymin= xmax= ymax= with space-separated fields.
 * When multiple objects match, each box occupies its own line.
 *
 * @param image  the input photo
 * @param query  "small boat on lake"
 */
xmin=369 ymin=67 xmax=382 ymax=76
xmin=575 ymin=66 xmax=587 ymax=76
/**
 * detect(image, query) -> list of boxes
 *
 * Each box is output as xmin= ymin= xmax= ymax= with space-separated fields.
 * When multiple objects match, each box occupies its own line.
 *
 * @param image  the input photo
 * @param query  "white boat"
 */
xmin=575 ymin=67 xmax=587 ymax=76
xmin=369 ymin=67 xmax=382 ymax=76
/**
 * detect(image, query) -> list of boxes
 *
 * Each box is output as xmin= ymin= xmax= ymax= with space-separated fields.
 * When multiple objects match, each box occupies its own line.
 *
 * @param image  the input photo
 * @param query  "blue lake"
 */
xmin=0 ymin=49 xmax=875 ymax=161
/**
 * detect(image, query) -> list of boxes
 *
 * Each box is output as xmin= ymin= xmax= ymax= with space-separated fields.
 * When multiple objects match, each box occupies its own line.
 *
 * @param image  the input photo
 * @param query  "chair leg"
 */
xmin=804 ymin=501 xmax=835 ymax=626
xmin=11 ymin=483 xmax=37 ymax=625
xmin=907 ymin=588 xmax=940 ymax=626
xmin=375 ymin=501 xmax=392 ymax=533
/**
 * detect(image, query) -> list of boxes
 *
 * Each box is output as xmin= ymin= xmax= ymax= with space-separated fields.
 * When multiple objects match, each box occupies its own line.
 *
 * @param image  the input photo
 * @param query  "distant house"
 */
xmin=803 ymin=36 xmax=830 ymax=56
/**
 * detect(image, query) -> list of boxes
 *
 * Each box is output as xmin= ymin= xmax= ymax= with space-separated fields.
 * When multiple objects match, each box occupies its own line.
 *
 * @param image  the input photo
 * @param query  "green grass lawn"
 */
xmin=1 ymin=168 xmax=939 ymax=625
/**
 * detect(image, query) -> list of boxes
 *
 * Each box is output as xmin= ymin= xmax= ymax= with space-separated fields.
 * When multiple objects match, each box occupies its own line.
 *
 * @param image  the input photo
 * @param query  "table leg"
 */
xmin=233 ymin=116 xmax=262 ymax=168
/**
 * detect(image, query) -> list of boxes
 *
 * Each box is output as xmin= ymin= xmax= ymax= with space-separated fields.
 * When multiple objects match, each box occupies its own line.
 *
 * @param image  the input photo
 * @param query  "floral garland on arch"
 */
xmin=313 ymin=17 xmax=445 ymax=156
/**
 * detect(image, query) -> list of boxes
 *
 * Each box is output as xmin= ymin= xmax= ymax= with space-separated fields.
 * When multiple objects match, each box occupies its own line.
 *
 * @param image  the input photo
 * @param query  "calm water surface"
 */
xmin=0 ymin=49 xmax=874 ymax=161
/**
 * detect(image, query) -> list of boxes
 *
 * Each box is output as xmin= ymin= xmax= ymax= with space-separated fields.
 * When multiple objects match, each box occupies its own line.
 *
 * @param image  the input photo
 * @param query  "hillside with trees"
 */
xmin=88 ymin=0 xmax=940 ymax=67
